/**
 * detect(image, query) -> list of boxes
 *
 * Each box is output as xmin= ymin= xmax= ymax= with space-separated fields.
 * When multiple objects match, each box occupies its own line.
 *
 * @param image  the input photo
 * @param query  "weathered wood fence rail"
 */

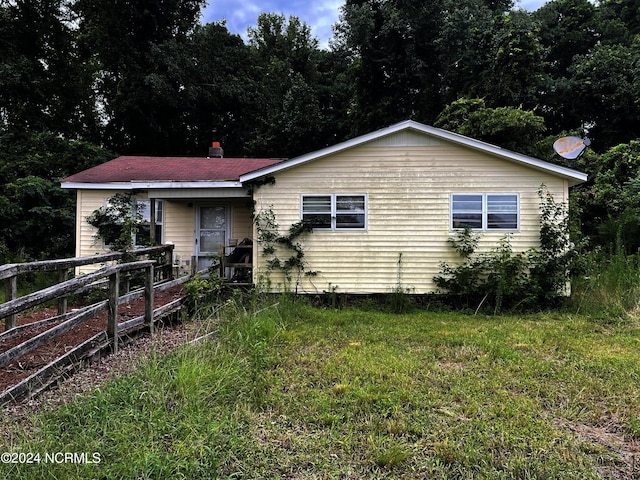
xmin=1 ymin=245 xmax=174 ymax=330
xmin=0 ymin=245 xmax=192 ymax=404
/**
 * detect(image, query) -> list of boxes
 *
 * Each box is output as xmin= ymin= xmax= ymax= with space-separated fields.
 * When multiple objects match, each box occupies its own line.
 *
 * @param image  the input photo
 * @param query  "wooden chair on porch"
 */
xmin=220 ymin=238 xmax=253 ymax=284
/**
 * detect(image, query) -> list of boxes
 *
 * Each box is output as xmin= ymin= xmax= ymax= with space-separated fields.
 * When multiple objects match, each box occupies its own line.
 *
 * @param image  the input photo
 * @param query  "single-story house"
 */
xmin=61 ymin=120 xmax=587 ymax=294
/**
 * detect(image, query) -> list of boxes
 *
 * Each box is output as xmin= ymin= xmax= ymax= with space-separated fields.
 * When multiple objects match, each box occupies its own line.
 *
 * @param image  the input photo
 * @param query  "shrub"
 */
xmin=434 ymin=185 xmax=574 ymax=312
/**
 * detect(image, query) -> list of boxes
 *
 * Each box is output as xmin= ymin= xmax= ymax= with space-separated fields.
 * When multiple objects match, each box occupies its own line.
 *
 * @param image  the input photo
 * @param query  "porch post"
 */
xmin=150 ymin=199 xmax=156 ymax=244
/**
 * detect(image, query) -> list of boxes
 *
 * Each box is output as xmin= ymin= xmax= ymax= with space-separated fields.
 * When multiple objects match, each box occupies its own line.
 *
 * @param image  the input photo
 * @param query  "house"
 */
xmin=61 ymin=120 xmax=587 ymax=294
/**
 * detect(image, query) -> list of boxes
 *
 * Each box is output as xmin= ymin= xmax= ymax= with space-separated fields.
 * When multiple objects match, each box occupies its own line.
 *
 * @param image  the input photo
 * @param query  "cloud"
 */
xmin=201 ymin=0 xmax=344 ymax=48
xmin=201 ymin=0 xmax=549 ymax=49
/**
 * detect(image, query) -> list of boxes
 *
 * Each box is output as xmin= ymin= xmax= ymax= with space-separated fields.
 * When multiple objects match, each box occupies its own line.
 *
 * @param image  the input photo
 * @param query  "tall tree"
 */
xmin=570 ymin=42 xmax=640 ymax=151
xmin=334 ymin=0 xmax=517 ymax=135
xmin=0 ymin=0 xmax=98 ymax=138
xmin=181 ymin=22 xmax=258 ymax=157
xmin=481 ymin=10 xmax=545 ymax=109
xmin=73 ymin=0 xmax=205 ymax=154
xmin=0 ymin=130 xmax=114 ymax=261
xmin=334 ymin=0 xmax=445 ymax=134
xmin=246 ymin=13 xmax=347 ymax=157
xmin=532 ymin=0 xmax=599 ymax=134
xmin=435 ymin=0 xmax=499 ymax=102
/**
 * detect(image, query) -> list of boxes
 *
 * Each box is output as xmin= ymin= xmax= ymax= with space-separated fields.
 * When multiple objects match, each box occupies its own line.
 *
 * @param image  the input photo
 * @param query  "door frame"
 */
xmin=194 ymin=202 xmax=230 ymax=271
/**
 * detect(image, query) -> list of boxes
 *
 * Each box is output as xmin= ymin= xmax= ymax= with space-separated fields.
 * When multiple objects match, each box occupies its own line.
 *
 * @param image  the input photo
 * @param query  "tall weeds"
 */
xmin=570 ymin=250 xmax=640 ymax=318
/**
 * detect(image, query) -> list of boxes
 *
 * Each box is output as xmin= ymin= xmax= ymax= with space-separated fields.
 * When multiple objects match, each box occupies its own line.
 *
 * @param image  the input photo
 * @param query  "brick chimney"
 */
xmin=208 ymin=141 xmax=224 ymax=158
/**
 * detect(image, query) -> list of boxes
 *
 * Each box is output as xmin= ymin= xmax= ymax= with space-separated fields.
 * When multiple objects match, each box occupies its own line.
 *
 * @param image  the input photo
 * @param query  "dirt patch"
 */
xmin=0 ymin=285 xmax=185 ymax=393
xmin=555 ymin=418 xmax=640 ymax=479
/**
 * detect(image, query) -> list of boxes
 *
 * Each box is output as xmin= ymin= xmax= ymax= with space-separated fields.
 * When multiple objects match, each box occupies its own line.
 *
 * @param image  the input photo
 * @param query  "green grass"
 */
xmin=2 ymin=297 xmax=640 ymax=479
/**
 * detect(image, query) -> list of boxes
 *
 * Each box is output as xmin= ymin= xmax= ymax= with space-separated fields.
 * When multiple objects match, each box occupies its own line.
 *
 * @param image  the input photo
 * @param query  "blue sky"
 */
xmin=201 ymin=0 xmax=549 ymax=49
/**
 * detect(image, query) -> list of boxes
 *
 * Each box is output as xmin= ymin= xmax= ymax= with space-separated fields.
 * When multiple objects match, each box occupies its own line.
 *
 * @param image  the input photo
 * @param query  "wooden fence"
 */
xmin=0 ymin=245 xmax=192 ymax=404
xmin=1 ymin=246 xmax=174 ymax=331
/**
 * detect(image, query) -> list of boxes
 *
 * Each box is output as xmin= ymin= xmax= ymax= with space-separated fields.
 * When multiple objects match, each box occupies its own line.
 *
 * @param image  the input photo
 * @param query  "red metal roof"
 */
xmin=62 ymin=156 xmax=283 ymax=183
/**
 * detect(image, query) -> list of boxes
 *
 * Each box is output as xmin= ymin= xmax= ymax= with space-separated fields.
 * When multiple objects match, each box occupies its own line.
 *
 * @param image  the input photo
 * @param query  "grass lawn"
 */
xmin=1 ymin=298 xmax=639 ymax=479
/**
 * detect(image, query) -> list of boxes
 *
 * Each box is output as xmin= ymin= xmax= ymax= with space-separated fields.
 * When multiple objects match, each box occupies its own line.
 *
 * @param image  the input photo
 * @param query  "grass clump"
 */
xmin=570 ymin=250 xmax=640 ymax=319
xmin=0 ymin=291 xmax=289 ymax=479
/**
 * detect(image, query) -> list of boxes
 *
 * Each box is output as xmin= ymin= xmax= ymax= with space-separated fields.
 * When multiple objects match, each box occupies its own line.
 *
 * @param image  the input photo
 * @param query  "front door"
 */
xmin=196 ymin=205 xmax=228 ymax=271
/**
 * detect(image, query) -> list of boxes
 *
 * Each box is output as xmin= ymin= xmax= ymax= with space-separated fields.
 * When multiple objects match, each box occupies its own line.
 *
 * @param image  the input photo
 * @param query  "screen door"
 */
xmin=196 ymin=205 xmax=227 ymax=271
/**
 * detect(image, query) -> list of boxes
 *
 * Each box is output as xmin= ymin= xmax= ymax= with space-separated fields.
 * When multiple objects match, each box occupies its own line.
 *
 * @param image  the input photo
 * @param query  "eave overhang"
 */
xmin=60 ymin=180 xmax=243 ymax=190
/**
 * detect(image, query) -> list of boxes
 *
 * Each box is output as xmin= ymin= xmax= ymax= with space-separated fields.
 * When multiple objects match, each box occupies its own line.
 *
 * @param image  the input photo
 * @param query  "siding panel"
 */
xmin=253 ymin=143 xmax=568 ymax=294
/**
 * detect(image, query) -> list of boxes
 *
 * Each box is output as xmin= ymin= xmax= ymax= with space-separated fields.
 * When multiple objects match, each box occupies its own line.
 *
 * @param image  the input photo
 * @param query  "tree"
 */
xmin=0 ymin=0 xmax=98 ymax=139
xmin=434 ymin=0 xmax=500 ymax=102
xmin=73 ymin=0 xmax=205 ymax=154
xmin=179 ymin=22 xmax=257 ymax=157
xmin=573 ymin=141 xmax=640 ymax=252
xmin=569 ymin=42 xmax=640 ymax=151
xmin=435 ymin=98 xmax=546 ymax=156
xmin=481 ymin=10 xmax=545 ymax=108
xmin=0 ymin=130 xmax=114 ymax=262
xmin=334 ymin=0 xmax=446 ymax=134
xmin=245 ymin=13 xmax=347 ymax=157
xmin=532 ymin=0 xmax=599 ymax=134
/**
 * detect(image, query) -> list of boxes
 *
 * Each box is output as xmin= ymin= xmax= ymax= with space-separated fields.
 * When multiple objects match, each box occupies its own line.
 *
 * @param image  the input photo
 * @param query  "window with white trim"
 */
xmin=451 ymin=194 xmax=518 ymax=230
xmin=101 ymin=197 xmax=164 ymax=247
xmin=302 ymin=194 xmax=366 ymax=230
xmin=135 ymin=199 xmax=164 ymax=246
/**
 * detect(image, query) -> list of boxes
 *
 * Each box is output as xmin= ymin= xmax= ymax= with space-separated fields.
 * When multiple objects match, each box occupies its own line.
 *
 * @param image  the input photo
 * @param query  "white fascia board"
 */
xmin=60 ymin=182 xmax=135 ymax=190
xmin=130 ymin=181 xmax=243 ymax=189
xmin=148 ymin=188 xmax=249 ymax=199
xmin=60 ymin=181 xmax=243 ymax=190
xmin=239 ymin=119 xmax=588 ymax=186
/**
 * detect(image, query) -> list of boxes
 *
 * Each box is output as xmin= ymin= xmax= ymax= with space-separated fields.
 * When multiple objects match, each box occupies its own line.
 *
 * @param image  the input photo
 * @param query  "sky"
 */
xmin=201 ymin=0 xmax=549 ymax=50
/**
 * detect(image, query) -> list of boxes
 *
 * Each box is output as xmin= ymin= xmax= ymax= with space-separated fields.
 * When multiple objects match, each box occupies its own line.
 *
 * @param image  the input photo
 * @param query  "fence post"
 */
xmin=167 ymin=246 xmax=174 ymax=281
xmin=57 ymin=267 xmax=68 ymax=316
xmin=122 ymin=274 xmax=130 ymax=296
xmin=108 ymin=271 xmax=120 ymax=354
xmin=4 ymin=276 xmax=17 ymax=330
xmin=145 ymin=264 xmax=154 ymax=335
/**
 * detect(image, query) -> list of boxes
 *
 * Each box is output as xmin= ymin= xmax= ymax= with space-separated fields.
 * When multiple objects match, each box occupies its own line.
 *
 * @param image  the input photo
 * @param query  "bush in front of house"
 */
xmin=434 ymin=186 xmax=576 ymax=313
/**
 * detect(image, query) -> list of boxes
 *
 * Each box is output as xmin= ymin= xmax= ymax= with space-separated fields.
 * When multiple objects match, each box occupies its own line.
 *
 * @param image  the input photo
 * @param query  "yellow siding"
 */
xmin=75 ymin=192 xmax=254 ymax=276
xmin=230 ymin=199 xmax=254 ymax=241
xmin=76 ymin=189 xmax=123 ymax=275
xmin=162 ymin=200 xmax=194 ymax=276
xmin=252 ymin=144 xmax=568 ymax=294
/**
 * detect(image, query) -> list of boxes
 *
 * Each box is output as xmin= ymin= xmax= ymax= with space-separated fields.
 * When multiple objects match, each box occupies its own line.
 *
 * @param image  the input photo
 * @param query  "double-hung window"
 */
xmin=302 ymin=194 xmax=366 ymax=230
xmin=451 ymin=194 xmax=518 ymax=230
xmin=135 ymin=199 xmax=164 ymax=246
xmin=100 ymin=198 xmax=164 ymax=247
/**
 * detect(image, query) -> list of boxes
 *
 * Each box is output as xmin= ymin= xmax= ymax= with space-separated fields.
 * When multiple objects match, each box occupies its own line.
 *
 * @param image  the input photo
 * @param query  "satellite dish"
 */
xmin=553 ymin=136 xmax=591 ymax=160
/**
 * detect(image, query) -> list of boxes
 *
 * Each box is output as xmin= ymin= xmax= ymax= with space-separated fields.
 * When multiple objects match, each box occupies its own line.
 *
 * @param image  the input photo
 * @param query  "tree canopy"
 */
xmin=1 ymin=0 xmax=640 ymax=261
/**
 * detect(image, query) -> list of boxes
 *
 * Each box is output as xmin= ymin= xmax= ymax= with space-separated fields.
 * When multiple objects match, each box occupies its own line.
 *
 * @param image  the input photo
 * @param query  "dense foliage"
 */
xmin=1 ymin=0 xmax=640 ymax=265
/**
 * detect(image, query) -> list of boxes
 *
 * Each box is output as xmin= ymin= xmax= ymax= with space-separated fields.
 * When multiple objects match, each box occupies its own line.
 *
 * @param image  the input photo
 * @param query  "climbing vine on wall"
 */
xmin=434 ymin=185 xmax=576 ymax=312
xmin=254 ymin=205 xmax=316 ymax=293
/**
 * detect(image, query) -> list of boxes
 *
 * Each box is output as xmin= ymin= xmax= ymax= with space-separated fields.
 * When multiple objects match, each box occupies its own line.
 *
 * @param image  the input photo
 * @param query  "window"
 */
xmin=451 ymin=194 xmax=518 ymax=230
xmin=302 ymin=194 xmax=366 ymax=230
xmin=101 ymin=197 xmax=164 ymax=246
xmin=135 ymin=199 xmax=164 ymax=246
